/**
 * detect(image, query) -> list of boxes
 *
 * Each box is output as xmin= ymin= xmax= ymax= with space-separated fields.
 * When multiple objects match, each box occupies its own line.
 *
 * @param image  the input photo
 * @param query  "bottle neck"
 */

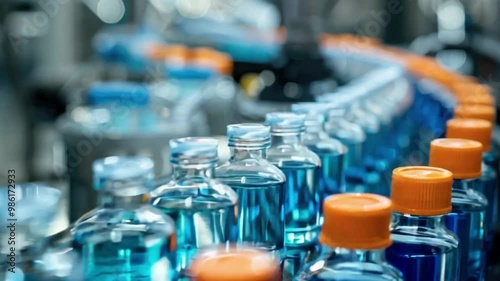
xmin=98 ymin=188 xmax=147 ymax=209
xmin=230 ymin=147 xmax=267 ymax=161
xmin=324 ymin=246 xmax=388 ymax=264
xmin=270 ymin=132 xmax=303 ymax=146
xmin=392 ymin=212 xmax=444 ymax=229
xmin=172 ymin=163 xmax=216 ymax=179
xmin=452 ymin=178 xmax=476 ymax=191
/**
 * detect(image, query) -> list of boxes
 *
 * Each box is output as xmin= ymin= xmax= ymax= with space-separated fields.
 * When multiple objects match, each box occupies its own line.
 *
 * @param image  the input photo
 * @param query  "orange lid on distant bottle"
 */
xmin=452 ymin=83 xmax=495 ymax=106
xmin=189 ymin=248 xmax=280 ymax=281
xmin=319 ymin=193 xmax=392 ymax=250
xmin=191 ymin=47 xmax=234 ymax=75
xmin=446 ymin=118 xmax=493 ymax=152
xmin=391 ymin=166 xmax=453 ymax=216
xmin=148 ymin=44 xmax=189 ymax=63
xmin=454 ymin=105 xmax=496 ymax=123
xmin=429 ymin=138 xmax=483 ymax=179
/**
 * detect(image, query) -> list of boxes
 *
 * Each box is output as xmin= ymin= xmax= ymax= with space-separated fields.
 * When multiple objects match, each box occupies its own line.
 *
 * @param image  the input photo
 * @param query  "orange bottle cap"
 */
xmin=452 ymin=83 xmax=495 ymax=106
xmin=191 ymin=47 xmax=234 ymax=75
xmin=454 ymin=105 xmax=496 ymax=123
xmin=456 ymin=93 xmax=495 ymax=106
xmin=319 ymin=193 xmax=392 ymax=250
xmin=446 ymin=118 xmax=493 ymax=152
xmin=148 ymin=44 xmax=189 ymax=64
xmin=429 ymin=138 xmax=483 ymax=179
xmin=189 ymin=248 xmax=280 ymax=281
xmin=391 ymin=166 xmax=453 ymax=216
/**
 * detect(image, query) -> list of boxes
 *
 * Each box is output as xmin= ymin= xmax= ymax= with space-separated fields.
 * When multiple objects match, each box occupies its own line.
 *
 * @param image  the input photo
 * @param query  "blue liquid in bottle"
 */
xmin=429 ymin=138 xmax=487 ymax=281
xmin=444 ymin=180 xmax=487 ymax=281
xmin=216 ymin=123 xmax=286 ymax=252
xmin=72 ymin=156 xmax=176 ymax=281
xmin=385 ymin=165 xmax=459 ymax=281
xmin=265 ymin=112 xmax=321 ymax=247
xmin=477 ymin=163 xmax=498 ymax=253
xmin=292 ymin=103 xmax=347 ymax=197
xmin=296 ymin=193 xmax=404 ymax=281
xmin=150 ymin=137 xmax=238 ymax=278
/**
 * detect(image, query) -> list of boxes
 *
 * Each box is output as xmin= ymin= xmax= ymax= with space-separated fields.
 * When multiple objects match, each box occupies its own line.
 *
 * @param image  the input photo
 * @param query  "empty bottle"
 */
xmin=291 ymin=103 xmax=347 ymax=196
xmin=429 ymin=138 xmax=487 ymax=281
xmin=216 ymin=124 xmax=286 ymax=252
xmin=446 ymin=118 xmax=498 ymax=255
xmin=386 ymin=166 xmax=460 ymax=281
xmin=72 ymin=156 xmax=176 ymax=281
xmin=265 ymin=112 xmax=321 ymax=247
xmin=295 ymin=193 xmax=404 ymax=281
xmin=189 ymin=246 xmax=281 ymax=281
xmin=150 ymin=137 xmax=238 ymax=278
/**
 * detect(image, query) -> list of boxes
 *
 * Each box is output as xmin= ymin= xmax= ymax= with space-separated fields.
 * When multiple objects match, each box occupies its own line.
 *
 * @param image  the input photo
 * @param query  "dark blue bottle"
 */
xmin=386 ymin=166 xmax=459 ymax=281
xmin=429 ymin=138 xmax=487 ymax=281
xmin=446 ymin=118 xmax=498 ymax=255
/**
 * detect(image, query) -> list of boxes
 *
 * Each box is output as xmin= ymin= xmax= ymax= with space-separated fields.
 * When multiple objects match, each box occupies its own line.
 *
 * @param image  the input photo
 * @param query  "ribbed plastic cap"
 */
xmin=170 ymin=137 xmax=219 ymax=164
xmin=191 ymin=47 xmax=234 ymax=75
xmin=391 ymin=166 xmax=453 ymax=216
xmin=87 ymin=82 xmax=149 ymax=107
xmin=93 ymin=156 xmax=155 ymax=191
xmin=454 ymin=105 xmax=496 ymax=123
xmin=227 ymin=123 xmax=271 ymax=148
xmin=456 ymin=93 xmax=495 ymax=106
xmin=265 ymin=112 xmax=305 ymax=133
xmin=446 ymin=118 xmax=493 ymax=152
xmin=291 ymin=103 xmax=328 ymax=125
xmin=453 ymin=83 xmax=495 ymax=106
xmin=429 ymin=138 xmax=483 ymax=179
xmin=190 ymin=249 xmax=280 ymax=281
xmin=319 ymin=193 xmax=392 ymax=250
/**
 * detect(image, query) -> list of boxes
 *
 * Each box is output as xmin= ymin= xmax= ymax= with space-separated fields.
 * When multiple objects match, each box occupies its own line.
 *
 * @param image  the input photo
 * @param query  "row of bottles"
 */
xmin=62 ymin=110 xmax=497 ymax=281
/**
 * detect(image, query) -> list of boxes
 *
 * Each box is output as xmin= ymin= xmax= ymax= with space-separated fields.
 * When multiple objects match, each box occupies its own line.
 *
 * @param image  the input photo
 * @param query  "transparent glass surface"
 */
xmin=150 ymin=138 xmax=238 ymax=279
xmin=295 ymin=248 xmax=404 ymax=281
xmin=267 ymin=133 xmax=321 ymax=247
xmin=444 ymin=179 xmax=487 ymax=281
xmin=324 ymin=117 xmax=365 ymax=168
xmin=216 ymin=148 xmax=286 ymax=252
xmin=0 ymin=184 xmax=61 ymax=253
xmin=386 ymin=214 xmax=459 ymax=281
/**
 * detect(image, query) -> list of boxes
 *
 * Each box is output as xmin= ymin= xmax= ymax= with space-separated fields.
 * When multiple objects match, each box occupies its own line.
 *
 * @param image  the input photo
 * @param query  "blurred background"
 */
xmin=2 ymin=0 xmax=500 ymax=271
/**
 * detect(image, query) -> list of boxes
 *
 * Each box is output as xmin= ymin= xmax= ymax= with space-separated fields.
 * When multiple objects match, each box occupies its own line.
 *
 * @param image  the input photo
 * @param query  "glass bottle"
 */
xmin=324 ymin=108 xmax=381 ymax=194
xmin=265 ymin=112 xmax=321 ymax=247
xmin=149 ymin=137 xmax=238 ymax=278
xmin=216 ymin=123 xmax=286 ymax=252
xmin=295 ymin=193 xmax=404 ymax=281
xmin=71 ymin=156 xmax=176 ymax=281
xmin=429 ymin=138 xmax=487 ymax=281
xmin=386 ymin=166 xmax=460 ymax=281
xmin=291 ymin=103 xmax=347 ymax=196
xmin=446 ymin=118 xmax=498 ymax=255
xmin=189 ymin=246 xmax=281 ymax=281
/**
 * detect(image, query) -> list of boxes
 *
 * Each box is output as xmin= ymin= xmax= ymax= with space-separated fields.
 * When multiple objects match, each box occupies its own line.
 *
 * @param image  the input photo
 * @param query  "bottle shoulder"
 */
xmin=149 ymin=178 xmax=238 ymax=206
xmin=72 ymin=207 xmax=175 ymax=240
xmin=296 ymin=253 xmax=403 ymax=281
xmin=215 ymin=159 xmax=286 ymax=184
xmin=452 ymin=188 xmax=487 ymax=209
xmin=267 ymin=145 xmax=321 ymax=166
xmin=390 ymin=225 xmax=459 ymax=249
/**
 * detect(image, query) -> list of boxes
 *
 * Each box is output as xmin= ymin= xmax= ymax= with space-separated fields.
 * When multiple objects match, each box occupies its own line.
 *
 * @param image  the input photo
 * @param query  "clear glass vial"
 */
xmin=446 ymin=118 xmax=498 ymax=254
xmin=71 ymin=156 xmax=176 ymax=281
xmin=291 ymin=103 xmax=347 ymax=197
xmin=386 ymin=166 xmax=460 ymax=281
xmin=429 ymin=138 xmax=488 ymax=281
xmin=295 ymin=193 xmax=404 ymax=281
xmin=265 ymin=112 xmax=321 ymax=247
xmin=216 ymin=123 xmax=286 ymax=252
xmin=150 ymin=137 xmax=238 ymax=278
